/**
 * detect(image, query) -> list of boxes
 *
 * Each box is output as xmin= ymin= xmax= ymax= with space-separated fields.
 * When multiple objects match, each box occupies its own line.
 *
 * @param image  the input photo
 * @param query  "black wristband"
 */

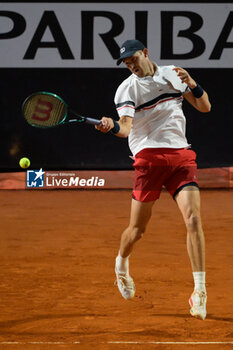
xmin=111 ymin=120 xmax=120 ymax=134
xmin=190 ymin=83 xmax=204 ymax=98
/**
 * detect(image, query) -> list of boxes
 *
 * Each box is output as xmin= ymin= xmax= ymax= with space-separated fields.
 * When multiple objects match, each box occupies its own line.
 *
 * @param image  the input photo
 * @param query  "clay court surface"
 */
xmin=0 ymin=189 xmax=233 ymax=350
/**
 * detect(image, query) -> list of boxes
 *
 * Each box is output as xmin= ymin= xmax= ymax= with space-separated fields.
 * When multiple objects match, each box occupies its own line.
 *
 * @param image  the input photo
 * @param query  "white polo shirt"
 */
xmin=114 ymin=64 xmax=190 ymax=156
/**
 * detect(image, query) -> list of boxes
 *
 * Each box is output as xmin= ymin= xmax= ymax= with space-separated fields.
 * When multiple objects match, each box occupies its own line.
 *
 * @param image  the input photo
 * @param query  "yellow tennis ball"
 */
xmin=19 ymin=157 xmax=30 ymax=169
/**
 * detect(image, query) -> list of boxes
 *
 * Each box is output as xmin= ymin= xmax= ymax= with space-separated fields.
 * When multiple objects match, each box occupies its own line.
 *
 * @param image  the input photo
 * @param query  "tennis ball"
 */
xmin=19 ymin=157 xmax=30 ymax=169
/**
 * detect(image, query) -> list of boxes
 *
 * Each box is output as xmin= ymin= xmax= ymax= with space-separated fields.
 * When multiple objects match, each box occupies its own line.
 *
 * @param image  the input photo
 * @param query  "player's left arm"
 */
xmin=173 ymin=67 xmax=211 ymax=113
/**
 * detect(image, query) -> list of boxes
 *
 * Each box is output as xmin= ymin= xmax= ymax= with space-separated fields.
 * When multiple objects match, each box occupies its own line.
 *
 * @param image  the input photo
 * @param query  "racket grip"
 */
xmin=85 ymin=117 xmax=102 ymax=125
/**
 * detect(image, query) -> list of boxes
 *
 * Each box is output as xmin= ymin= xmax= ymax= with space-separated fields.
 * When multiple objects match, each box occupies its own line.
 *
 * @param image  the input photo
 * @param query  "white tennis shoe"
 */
xmin=189 ymin=290 xmax=207 ymax=320
xmin=115 ymin=264 xmax=135 ymax=300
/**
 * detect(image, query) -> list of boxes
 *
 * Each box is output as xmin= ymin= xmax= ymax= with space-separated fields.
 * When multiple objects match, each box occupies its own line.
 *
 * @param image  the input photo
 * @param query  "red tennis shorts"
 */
xmin=132 ymin=148 xmax=199 ymax=202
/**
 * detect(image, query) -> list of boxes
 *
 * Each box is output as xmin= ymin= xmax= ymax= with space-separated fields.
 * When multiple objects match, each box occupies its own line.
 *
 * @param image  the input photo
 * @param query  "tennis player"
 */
xmin=96 ymin=40 xmax=211 ymax=320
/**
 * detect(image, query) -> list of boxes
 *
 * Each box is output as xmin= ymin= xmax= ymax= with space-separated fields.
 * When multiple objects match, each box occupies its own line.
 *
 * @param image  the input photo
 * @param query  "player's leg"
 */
xmin=115 ymin=198 xmax=154 ymax=299
xmin=119 ymin=198 xmax=155 ymax=257
xmin=175 ymin=186 xmax=205 ymax=271
xmin=115 ymin=148 xmax=163 ymax=299
xmin=175 ymin=185 xmax=207 ymax=319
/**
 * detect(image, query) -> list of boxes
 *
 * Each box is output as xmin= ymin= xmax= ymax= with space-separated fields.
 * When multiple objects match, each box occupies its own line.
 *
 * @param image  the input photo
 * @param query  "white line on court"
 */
xmin=108 ymin=341 xmax=233 ymax=344
xmin=1 ymin=341 xmax=233 ymax=345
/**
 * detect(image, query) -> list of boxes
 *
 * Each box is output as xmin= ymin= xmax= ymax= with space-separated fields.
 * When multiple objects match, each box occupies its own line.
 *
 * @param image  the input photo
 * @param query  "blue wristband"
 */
xmin=190 ymin=83 xmax=204 ymax=98
xmin=111 ymin=120 xmax=120 ymax=134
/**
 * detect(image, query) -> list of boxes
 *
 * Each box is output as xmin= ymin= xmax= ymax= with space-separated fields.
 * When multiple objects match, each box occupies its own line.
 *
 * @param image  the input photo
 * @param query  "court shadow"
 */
xmin=151 ymin=313 xmax=189 ymax=318
xmin=207 ymin=314 xmax=233 ymax=322
xmin=0 ymin=312 xmax=106 ymax=330
xmin=152 ymin=313 xmax=233 ymax=322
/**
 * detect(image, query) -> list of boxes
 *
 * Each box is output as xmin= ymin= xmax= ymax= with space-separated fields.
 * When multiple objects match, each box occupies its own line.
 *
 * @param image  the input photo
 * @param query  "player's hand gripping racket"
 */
xmin=22 ymin=92 xmax=101 ymax=128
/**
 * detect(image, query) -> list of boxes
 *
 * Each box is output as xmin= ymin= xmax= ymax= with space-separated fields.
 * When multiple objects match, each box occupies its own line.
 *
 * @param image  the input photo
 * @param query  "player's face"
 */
xmin=123 ymin=50 xmax=150 ymax=77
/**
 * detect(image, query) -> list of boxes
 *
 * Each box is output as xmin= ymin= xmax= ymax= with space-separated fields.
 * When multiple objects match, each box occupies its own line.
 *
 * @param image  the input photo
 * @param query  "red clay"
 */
xmin=0 ymin=189 xmax=232 ymax=350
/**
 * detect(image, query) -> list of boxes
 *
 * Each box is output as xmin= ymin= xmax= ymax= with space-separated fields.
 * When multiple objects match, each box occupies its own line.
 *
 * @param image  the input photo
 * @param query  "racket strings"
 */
xmin=23 ymin=94 xmax=67 ymax=127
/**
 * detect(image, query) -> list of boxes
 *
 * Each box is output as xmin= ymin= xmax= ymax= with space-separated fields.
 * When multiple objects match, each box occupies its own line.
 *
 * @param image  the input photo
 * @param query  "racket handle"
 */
xmin=85 ymin=117 xmax=102 ymax=125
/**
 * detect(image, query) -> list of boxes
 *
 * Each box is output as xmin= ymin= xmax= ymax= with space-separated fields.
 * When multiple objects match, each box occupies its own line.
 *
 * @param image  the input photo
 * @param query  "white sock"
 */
xmin=116 ymin=252 xmax=129 ymax=274
xmin=193 ymin=272 xmax=206 ymax=293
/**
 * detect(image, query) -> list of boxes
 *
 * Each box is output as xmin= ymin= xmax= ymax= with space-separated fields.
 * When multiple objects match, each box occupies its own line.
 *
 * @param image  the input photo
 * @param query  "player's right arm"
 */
xmin=95 ymin=115 xmax=133 ymax=138
xmin=96 ymin=76 xmax=135 ymax=137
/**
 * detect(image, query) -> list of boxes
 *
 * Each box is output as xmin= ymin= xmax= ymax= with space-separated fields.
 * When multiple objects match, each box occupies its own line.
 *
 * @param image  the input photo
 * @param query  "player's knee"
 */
xmin=185 ymin=212 xmax=202 ymax=232
xmin=129 ymin=226 xmax=145 ymax=243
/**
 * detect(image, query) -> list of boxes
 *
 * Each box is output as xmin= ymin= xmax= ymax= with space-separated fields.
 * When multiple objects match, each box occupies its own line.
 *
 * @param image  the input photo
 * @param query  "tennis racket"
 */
xmin=22 ymin=91 xmax=101 ymax=128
